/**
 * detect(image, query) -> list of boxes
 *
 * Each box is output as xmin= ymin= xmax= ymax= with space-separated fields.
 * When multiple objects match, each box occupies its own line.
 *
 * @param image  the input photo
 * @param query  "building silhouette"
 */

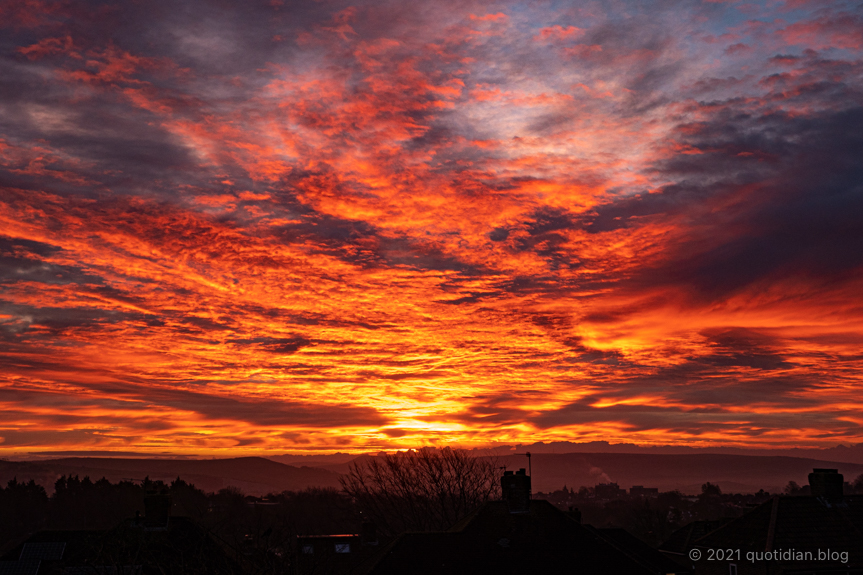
xmin=0 ymin=491 xmax=241 ymax=575
xmin=662 ymin=469 xmax=863 ymax=575
xmin=353 ymin=468 xmax=688 ymax=574
xmin=630 ymin=486 xmax=659 ymax=497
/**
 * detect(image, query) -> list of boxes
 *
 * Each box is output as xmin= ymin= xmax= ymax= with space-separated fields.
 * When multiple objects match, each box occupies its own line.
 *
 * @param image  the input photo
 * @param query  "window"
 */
xmin=334 ymin=543 xmax=351 ymax=554
xmin=302 ymin=544 xmax=314 ymax=554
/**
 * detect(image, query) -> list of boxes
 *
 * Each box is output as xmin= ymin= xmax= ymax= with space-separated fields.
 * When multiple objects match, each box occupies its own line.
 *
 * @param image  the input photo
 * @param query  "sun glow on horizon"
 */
xmin=1 ymin=0 xmax=862 ymax=457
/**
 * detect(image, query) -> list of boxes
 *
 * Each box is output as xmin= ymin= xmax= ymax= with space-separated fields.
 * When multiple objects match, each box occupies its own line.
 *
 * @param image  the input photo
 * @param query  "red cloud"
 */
xmin=469 ymin=12 xmax=509 ymax=22
xmin=779 ymin=13 xmax=863 ymax=50
xmin=534 ymin=25 xmax=584 ymax=42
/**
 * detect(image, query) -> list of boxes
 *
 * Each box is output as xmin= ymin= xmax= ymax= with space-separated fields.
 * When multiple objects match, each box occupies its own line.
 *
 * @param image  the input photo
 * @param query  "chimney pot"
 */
xmin=808 ymin=468 xmax=843 ymax=498
xmin=143 ymin=492 xmax=172 ymax=528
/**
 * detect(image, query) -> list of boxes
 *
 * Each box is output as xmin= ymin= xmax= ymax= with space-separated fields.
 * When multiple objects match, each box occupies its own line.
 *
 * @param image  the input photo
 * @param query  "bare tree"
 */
xmin=340 ymin=448 xmax=499 ymax=536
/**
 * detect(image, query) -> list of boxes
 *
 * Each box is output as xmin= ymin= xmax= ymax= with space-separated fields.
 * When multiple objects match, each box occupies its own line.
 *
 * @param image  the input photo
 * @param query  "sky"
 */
xmin=1 ymin=0 xmax=862 ymax=457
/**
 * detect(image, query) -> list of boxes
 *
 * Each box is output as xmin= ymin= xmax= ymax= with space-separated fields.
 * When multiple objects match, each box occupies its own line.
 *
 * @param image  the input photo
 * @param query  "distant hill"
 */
xmin=490 ymin=452 xmax=863 ymax=494
xmin=4 ymin=452 xmax=862 ymax=498
xmin=268 ymin=452 xmax=365 ymax=468
xmin=286 ymin=451 xmax=863 ymax=495
xmin=0 ymin=457 xmax=341 ymax=496
xmin=294 ymin=451 xmax=863 ymax=495
xmin=478 ymin=441 xmax=863 ymax=464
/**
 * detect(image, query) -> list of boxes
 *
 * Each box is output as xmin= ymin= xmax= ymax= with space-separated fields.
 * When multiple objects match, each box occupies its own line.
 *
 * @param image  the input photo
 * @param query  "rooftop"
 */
xmin=353 ymin=500 xmax=689 ymax=575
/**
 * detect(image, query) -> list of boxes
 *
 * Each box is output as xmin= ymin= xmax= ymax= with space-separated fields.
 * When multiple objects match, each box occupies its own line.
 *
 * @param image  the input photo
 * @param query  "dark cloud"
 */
xmin=435 ymin=292 xmax=500 ymax=305
xmin=0 ymin=303 xmax=148 ymax=338
xmin=0 ymin=236 xmax=61 ymax=257
xmin=0 ymin=383 xmax=388 ymax=429
xmin=583 ymin=104 xmax=863 ymax=302
xmin=147 ymin=385 xmax=389 ymax=427
xmin=0 ymin=256 xmax=104 ymax=285
xmin=0 ymin=237 xmax=102 ymax=286
xmin=228 ymin=336 xmax=312 ymax=353
xmin=529 ymin=395 xmax=862 ymax=436
xmin=286 ymin=218 xmax=488 ymax=274
xmin=488 ymin=227 xmax=509 ymax=241
xmin=697 ymin=328 xmax=790 ymax=370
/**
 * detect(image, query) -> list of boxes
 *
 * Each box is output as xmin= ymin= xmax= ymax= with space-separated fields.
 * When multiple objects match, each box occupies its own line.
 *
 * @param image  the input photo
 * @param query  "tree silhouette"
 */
xmin=700 ymin=482 xmax=722 ymax=497
xmin=784 ymin=481 xmax=802 ymax=495
xmin=0 ymin=478 xmax=48 ymax=543
xmin=340 ymin=447 xmax=499 ymax=536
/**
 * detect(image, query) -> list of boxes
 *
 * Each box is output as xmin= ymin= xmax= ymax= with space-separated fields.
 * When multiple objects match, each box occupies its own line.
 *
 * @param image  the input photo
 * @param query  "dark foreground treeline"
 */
xmin=0 ymin=475 xmax=359 ymax=560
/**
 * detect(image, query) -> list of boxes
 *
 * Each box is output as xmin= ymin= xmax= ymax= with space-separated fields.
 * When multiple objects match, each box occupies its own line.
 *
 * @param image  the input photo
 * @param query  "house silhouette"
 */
xmin=663 ymin=469 xmax=863 ymax=575
xmin=352 ymin=468 xmax=688 ymax=574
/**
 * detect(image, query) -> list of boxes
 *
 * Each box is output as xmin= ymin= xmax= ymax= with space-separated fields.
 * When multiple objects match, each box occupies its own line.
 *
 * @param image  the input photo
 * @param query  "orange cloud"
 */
xmin=1 ymin=0 xmax=862 ymax=457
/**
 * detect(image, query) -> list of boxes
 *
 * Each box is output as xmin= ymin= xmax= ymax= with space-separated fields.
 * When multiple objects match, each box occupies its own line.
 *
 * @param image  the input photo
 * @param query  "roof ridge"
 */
xmin=764 ymin=496 xmax=779 ymax=552
xmin=589 ymin=527 xmax=675 ymax=574
xmin=445 ymin=500 xmax=491 ymax=532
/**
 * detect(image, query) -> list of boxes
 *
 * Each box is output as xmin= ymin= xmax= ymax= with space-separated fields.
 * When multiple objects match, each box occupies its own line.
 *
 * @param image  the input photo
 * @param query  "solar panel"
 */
xmin=0 ymin=559 xmax=41 ymax=575
xmin=20 ymin=541 xmax=66 ymax=561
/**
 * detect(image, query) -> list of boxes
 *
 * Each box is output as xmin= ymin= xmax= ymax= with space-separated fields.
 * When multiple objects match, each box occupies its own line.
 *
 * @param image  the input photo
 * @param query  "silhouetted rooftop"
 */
xmin=0 ymin=517 xmax=241 ymax=575
xmin=695 ymin=495 xmax=863 ymax=552
xmin=659 ymin=519 xmax=732 ymax=555
xmin=353 ymin=500 xmax=688 ymax=574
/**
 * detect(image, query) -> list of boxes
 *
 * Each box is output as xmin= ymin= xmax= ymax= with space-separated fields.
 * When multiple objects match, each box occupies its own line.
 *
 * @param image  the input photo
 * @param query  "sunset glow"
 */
xmin=1 ymin=0 xmax=862 ymax=456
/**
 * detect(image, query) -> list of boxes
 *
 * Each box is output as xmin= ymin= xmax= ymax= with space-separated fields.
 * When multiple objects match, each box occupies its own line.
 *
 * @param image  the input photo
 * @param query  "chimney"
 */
xmin=808 ymin=468 xmax=844 ymax=498
xmin=143 ymin=491 xmax=172 ymax=528
xmin=501 ymin=468 xmax=531 ymax=514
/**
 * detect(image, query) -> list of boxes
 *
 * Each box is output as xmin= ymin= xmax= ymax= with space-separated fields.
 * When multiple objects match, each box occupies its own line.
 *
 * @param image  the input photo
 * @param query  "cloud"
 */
xmin=622 ymin=106 xmax=863 ymax=302
xmin=1 ymin=0 xmax=862 ymax=454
